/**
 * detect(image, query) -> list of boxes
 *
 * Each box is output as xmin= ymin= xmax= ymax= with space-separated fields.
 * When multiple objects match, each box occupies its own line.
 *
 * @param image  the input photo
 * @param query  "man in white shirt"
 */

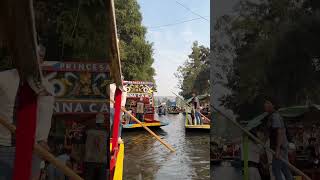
xmin=136 ymin=97 xmax=145 ymax=122
xmin=0 ymin=66 xmax=54 ymax=179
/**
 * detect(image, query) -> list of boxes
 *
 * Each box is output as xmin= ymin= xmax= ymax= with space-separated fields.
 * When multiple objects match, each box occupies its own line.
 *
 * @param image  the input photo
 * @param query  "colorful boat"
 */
xmin=184 ymin=109 xmax=210 ymax=130
xmin=184 ymin=95 xmax=211 ymax=130
xmin=122 ymin=81 xmax=169 ymax=129
xmin=167 ymin=105 xmax=181 ymax=114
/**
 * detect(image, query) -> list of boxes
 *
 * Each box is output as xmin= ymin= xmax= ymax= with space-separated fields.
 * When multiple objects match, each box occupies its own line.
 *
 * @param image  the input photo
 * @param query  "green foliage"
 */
xmin=218 ymin=0 xmax=320 ymax=120
xmin=176 ymin=41 xmax=210 ymax=98
xmin=0 ymin=0 xmax=156 ymax=82
xmin=115 ymin=0 xmax=155 ymax=82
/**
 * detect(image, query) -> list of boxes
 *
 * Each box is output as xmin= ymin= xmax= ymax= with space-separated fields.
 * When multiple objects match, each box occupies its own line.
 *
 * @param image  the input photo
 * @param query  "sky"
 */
xmin=137 ymin=0 xmax=210 ymax=96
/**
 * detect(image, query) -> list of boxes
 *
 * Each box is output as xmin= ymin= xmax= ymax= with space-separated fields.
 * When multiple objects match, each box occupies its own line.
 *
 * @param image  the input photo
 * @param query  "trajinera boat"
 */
xmin=122 ymin=81 xmax=169 ymax=128
xmin=167 ymin=101 xmax=181 ymax=114
xmin=184 ymin=94 xmax=210 ymax=130
xmin=0 ymin=1 xmax=124 ymax=180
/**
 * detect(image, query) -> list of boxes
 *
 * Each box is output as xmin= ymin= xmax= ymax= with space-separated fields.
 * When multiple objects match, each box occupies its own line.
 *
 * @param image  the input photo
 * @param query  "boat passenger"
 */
xmin=83 ymin=113 xmax=108 ymax=180
xmin=47 ymin=147 xmax=71 ymax=180
xmin=0 ymin=68 xmax=55 ymax=180
xmin=136 ymin=97 xmax=145 ymax=122
xmin=191 ymin=92 xmax=202 ymax=125
xmin=264 ymin=98 xmax=293 ymax=180
xmin=233 ymin=129 xmax=267 ymax=180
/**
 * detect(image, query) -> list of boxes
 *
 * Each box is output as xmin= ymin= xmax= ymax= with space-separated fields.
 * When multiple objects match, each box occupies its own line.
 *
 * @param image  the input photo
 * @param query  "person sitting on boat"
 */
xmin=191 ymin=92 xmax=202 ymax=125
xmin=136 ymin=97 xmax=145 ymax=122
xmin=83 ymin=113 xmax=108 ymax=180
xmin=0 ymin=67 xmax=55 ymax=180
xmin=233 ymin=129 xmax=267 ymax=180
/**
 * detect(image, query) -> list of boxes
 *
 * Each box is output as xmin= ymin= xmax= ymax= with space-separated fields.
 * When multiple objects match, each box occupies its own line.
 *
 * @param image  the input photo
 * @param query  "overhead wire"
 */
xmin=146 ymin=16 xmax=209 ymax=30
xmin=175 ymin=1 xmax=209 ymax=22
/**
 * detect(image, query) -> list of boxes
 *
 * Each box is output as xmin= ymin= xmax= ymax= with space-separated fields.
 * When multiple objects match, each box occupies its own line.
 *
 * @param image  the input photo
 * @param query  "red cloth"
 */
xmin=13 ymin=83 xmax=38 ymax=180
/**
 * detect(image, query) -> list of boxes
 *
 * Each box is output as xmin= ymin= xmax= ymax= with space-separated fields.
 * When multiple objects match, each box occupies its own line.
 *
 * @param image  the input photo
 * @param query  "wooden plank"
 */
xmin=107 ymin=0 xmax=123 ymax=88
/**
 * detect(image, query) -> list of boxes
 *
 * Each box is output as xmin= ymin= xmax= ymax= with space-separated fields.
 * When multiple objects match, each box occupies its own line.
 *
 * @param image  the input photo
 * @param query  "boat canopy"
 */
xmin=186 ymin=93 xmax=210 ymax=104
xmin=245 ymin=104 xmax=320 ymax=130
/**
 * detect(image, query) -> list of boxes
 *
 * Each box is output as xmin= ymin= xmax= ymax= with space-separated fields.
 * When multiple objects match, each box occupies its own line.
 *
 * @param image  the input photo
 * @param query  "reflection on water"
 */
xmin=211 ymin=163 xmax=242 ymax=180
xmin=123 ymin=114 xmax=210 ymax=180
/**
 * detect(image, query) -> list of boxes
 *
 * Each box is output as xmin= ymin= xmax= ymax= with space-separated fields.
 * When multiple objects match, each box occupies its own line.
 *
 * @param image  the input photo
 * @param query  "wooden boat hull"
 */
xmin=123 ymin=121 xmax=169 ymax=129
xmin=168 ymin=112 xmax=180 ymax=114
xmin=185 ymin=124 xmax=210 ymax=129
xmin=113 ymin=142 xmax=124 ymax=180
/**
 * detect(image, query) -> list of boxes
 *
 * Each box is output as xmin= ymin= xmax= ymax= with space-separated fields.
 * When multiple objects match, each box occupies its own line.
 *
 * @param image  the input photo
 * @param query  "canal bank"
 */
xmin=122 ymin=113 xmax=210 ymax=180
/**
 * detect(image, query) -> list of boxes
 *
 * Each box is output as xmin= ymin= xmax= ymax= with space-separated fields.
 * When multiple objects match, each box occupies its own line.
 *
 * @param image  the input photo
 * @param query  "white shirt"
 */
xmin=0 ymin=69 xmax=54 ymax=146
xmin=136 ymin=102 xmax=144 ymax=114
xmin=0 ymin=69 xmax=20 ymax=146
xmin=110 ymin=83 xmax=127 ymax=108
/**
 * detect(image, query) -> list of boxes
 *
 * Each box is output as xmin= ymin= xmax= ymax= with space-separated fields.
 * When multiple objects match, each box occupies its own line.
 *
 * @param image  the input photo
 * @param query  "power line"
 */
xmin=175 ymin=1 xmax=209 ymax=22
xmin=147 ymin=17 xmax=207 ymax=29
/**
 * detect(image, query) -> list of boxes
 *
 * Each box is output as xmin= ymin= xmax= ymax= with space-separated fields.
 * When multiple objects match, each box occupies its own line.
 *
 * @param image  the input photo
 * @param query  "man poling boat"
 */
xmin=172 ymin=91 xmax=211 ymax=130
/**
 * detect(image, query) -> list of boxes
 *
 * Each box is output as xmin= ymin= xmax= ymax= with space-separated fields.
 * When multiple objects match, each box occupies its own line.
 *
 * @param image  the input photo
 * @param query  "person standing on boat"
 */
xmin=191 ymin=92 xmax=202 ymax=125
xmin=264 ymin=98 xmax=293 ymax=180
xmin=136 ymin=97 xmax=145 ymax=122
xmin=0 ymin=45 xmax=55 ymax=180
xmin=0 ymin=72 xmax=54 ymax=180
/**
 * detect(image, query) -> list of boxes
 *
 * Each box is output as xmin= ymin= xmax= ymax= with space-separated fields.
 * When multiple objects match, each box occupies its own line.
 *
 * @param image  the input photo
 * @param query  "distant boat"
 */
xmin=167 ymin=106 xmax=180 ymax=114
xmin=122 ymin=81 xmax=169 ymax=129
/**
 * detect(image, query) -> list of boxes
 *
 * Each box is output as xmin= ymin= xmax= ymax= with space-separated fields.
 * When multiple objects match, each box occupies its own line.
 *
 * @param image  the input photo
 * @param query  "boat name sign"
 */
xmin=53 ymin=101 xmax=109 ymax=114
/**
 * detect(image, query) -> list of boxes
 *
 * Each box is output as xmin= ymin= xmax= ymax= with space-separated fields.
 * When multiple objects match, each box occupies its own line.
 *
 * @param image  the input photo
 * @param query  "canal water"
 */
xmin=122 ymin=113 xmax=210 ymax=180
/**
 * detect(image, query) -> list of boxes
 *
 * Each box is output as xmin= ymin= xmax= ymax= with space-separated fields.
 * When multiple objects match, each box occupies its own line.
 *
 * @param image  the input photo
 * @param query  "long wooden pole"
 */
xmin=109 ymin=99 xmax=176 ymax=152
xmin=0 ymin=117 xmax=83 ymax=180
xmin=56 ymin=98 xmax=176 ymax=152
xmin=122 ymin=106 xmax=176 ymax=152
xmin=212 ymin=106 xmax=312 ymax=180
xmin=172 ymin=91 xmax=211 ymax=122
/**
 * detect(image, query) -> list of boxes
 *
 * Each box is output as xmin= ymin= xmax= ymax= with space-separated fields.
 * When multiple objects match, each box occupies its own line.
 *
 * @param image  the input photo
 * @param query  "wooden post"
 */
xmin=243 ymin=134 xmax=249 ymax=180
xmin=13 ymin=83 xmax=38 ymax=180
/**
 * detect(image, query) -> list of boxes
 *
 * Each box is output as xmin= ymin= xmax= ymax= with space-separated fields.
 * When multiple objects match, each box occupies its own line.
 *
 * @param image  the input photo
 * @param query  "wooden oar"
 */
xmin=109 ymin=99 xmax=176 ymax=153
xmin=0 ymin=117 xmax=83 ymax=180
xmin=56 ymin=98 xmax=176 ymax=152
xmin=171 ymin=91 xmax=211 ymax=122
xmin=211 ymin=106 xmax=312 ymax=180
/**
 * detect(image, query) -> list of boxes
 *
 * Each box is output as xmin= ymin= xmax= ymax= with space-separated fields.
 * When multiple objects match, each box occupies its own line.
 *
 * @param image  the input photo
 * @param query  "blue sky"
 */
xmin=137 ymin=0 xmax=210 ymax=96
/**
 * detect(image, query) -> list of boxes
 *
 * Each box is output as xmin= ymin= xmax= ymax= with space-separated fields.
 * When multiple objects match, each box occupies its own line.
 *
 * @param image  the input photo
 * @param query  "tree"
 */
xmin=176 ymin=41 xmax=210 ymax=98
xmin=1 ymin=0 xmax=156 ymax=83
xmin=218 ymin=0 xmax=320 ymax=120
xmin=115 ymin=0 xmax=155 ymax=82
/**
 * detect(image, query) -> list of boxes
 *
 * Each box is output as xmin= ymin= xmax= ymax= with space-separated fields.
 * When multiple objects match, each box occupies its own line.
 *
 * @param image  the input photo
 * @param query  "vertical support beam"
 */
xmin=185 ymin=111 xmax=188 ymax=126
xmin=111 ymin=88 xmax=122 ymax=150
xmin=13 ymin=83 xmax=38 ymax=180
xmin=243 ymin=134 xmax=249 ymax=180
